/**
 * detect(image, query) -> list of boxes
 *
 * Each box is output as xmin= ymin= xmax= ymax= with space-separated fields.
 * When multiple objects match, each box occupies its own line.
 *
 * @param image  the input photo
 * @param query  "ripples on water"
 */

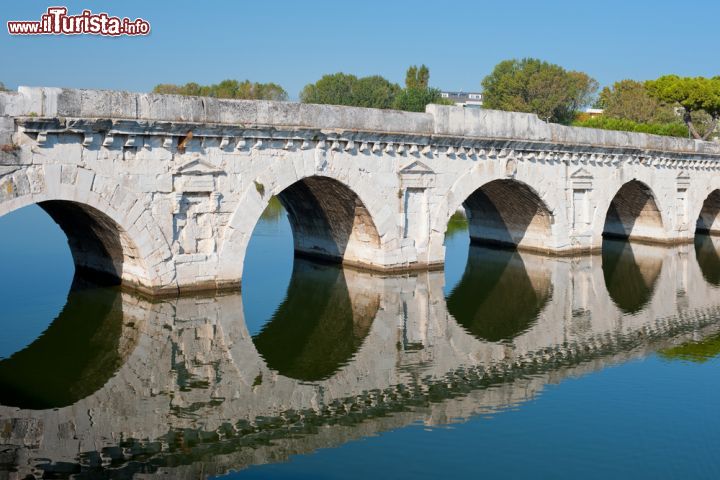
xmin=1 ymin=202 xmax=720 ymax=478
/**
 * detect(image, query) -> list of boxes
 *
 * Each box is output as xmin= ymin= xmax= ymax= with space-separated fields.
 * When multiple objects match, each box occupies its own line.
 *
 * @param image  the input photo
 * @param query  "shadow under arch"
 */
xmin=696 ymin=189 xmax=720 ymax=235
xmin=459 ymin=179 xmax=553 ymax=251
xmin=694 ymin=234 xmax=720 ymax=286
xmin=603 ymin=180 xmax=664 ymax=241
xmin=274 ymin=176 xmax=381 ymax=264
xmin=32 ymin=200 xmax=146 ymax=286
xmin=0 ymin=277 xmax=139 ymax=409
xmin=601 ymin=239 xmax=663 ymax=314
xmin=252 ymin=258 xmax=380 ymax=381
xmin=446 ymin=245 xmax=552 ymax=343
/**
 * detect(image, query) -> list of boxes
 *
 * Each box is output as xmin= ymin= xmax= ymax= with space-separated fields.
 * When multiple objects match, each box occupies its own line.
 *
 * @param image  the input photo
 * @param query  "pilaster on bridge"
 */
xmin=2 ymin=86 xmax=720 ymax=294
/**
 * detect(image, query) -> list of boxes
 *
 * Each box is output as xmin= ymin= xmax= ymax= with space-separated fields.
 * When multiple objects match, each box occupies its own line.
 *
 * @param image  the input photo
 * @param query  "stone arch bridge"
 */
xmin=2 ymin=86 xmax=720 ymax=294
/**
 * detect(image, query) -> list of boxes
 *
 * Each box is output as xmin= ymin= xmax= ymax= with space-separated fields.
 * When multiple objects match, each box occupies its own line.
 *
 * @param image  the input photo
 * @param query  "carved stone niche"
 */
xmin=570 ymin=167 xmax=593 ymax=230
xmin=172 ymin=159 xmax=223 ymax=193
xmin=676 ymin=170 xmax=690 ymax=192
xmin=398 ymin=160 xmax=435 ymax=189
xmin=398 ymin=160 xmax=435 ymax=243
xmin=171 ymin=159 xmax=225 ymax=255
xmin=676 ymin=170 xmax=691 ymax=227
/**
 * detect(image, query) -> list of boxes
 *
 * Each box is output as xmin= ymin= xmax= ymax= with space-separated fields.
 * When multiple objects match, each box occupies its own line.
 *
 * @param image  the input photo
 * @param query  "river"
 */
xmin=1 ymin=200 xmax=719 ymax=479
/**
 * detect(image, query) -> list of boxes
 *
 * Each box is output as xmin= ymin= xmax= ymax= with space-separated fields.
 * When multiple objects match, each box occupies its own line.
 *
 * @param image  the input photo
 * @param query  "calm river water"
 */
xmin=1 ymin=201 xmax=720 ymax=479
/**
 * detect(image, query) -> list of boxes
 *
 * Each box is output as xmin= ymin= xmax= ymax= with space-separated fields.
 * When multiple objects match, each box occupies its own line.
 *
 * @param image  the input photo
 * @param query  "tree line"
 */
xmin=481 ymin=59 xmax=719 ymax=140
xmin=152 ymin=79 xmax=288 ymax=101
xmin=151 ymin=65 xmax=452 ymax=113
xmin=298 ymin=65 xmax=454 ymax=112
xmin=3 ymin=61 xmax=712 ymax=139
xmin=575 ymin=75 xmax=720 ymax=140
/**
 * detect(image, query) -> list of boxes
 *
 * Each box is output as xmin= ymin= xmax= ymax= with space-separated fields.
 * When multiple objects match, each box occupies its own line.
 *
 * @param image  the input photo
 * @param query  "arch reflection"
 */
xmin=694 ymin=234 xmax=720 ymax=287
xmin=0 ymin=277 xmax=139 ymax=409
xmin=252 ymin=259 xmax=379 ymax=381
xmin=446 ymin=245 xmax=552 ymax=343
xmin=601 ymin=240 xmax=663 ymax=314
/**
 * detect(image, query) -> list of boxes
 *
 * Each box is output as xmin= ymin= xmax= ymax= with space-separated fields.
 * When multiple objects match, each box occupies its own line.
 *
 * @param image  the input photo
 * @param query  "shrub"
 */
xmin=572 ymin=116 xmax=689 ymax=138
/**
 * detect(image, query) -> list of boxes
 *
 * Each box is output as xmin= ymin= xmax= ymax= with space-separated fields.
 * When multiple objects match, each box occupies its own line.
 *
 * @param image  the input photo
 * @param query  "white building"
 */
xmin=440 ymin=91 xmax=483 ymax=107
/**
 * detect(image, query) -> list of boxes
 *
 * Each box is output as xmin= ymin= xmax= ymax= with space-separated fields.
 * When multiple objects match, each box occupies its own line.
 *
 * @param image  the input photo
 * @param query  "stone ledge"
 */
xmin=14 ymin=116 xmax=720 ymax=163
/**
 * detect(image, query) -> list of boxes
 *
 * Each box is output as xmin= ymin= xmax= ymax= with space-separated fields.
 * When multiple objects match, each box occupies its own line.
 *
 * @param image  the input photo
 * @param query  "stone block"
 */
xmin=43 ymin=164 xmax=62 ymax=196
xmin=60 ymin=164 xmax=77 ymax=185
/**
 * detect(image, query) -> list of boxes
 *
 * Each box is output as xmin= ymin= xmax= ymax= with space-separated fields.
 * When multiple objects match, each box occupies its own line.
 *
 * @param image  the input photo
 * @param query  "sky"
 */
xmin=1 ymin=0 xmax=718 ymax=100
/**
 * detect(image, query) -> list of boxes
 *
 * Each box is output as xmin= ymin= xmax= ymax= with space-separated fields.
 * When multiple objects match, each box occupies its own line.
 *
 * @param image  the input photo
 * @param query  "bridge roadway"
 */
xmin=3 ymin=87 xmax=720 ymax=293
xmin=2 ymin=240 xmax=720 ymax=476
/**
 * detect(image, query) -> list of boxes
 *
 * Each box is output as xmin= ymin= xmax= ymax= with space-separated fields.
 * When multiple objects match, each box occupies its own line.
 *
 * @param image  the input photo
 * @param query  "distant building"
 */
xmin=440 ymin=91 xmax=483 ymax=108
xmin=583 ymin=108 xmax=604 ymax=117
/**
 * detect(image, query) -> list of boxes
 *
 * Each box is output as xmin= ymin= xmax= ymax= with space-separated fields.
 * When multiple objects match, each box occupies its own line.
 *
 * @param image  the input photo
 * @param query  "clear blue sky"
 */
xmin=2 ymin=0 xmax=717 ymax=99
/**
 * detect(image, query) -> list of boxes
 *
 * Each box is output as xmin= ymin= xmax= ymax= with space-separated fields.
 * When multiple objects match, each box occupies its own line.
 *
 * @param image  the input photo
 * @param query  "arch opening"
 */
xmin=274 ymin=176 xmax=381 ymax=265
xmin=460 ymin=179 xmax=553 ymax=252
xmin=603 ymin=181 xmax=664 ymax=242
xmin=241 ymin=191 xmax=380 ymax=381
xmin=241 ymin=197 xmax=295 ymax=334
xmin=0 ymin=204 xmax=75 ymax=360
xmin=34 ymin=200 xmax=147 ymax=286
xmin=696 ymin=189 xmax=720 ymax=235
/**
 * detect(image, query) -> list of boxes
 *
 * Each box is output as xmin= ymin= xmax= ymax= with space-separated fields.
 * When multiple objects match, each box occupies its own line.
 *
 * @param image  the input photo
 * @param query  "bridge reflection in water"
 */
xmin=3 ymin=237 xmax=720 ymax=477
xmin=447 ymin=246 xmax=551 ymax=342
xmin=252 ymin=259 xmax=378 ymax=381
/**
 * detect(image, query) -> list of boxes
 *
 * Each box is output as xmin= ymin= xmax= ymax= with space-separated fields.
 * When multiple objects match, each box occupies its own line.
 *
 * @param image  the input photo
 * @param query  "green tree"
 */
xmin=352 ymin=75 xmax=401 ymax=109
xmin=0 ymin=82 xmax=6 ymax=92
xmin=598 ymin=79 xmax=677 ymax=124
xmin=645 ymin=75 xmax=720 ymax=140
xmin=152 ymin=79 xmax=288 ymax=101
xmin=405 ymin=65 xmax=430 ymax=90
xmin=393 ymin=65 xmax=452 ymax=112
xmin=393 ymin=87 xmax=448 ymax=112
xmin=300 ymin=66 xmax=451 ymax=112
xmin=572 ymin=116 xmax=690 ymax=138
xmin=299 ymin=73 xmax=356 ymax=106
xmin=481 ymin=58 xmax=598 ymax=124
xmin=300 ymin=73 xmax=400 ymax=109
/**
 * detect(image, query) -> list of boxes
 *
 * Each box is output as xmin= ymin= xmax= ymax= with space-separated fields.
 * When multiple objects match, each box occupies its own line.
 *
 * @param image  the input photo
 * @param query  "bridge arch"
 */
xmin=695 ymin=189 xmax=720 ymax=235
xmin=600 ymin=179 xmax=666 ymax=242
xmin=429 ymin=172 xmax=557 ymax=261
xmin=219 ymin=168 xmax=393 ymax=282
xmin=0 ymin=168 xmax=174 ymax=293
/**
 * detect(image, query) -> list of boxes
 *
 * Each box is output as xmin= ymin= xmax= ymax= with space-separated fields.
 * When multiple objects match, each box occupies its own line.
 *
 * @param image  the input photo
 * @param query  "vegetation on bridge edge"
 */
xmin=571 ymin=116 xmax=690 ymax=138
xmin=152 ymin=79 xmax=288 ymax=101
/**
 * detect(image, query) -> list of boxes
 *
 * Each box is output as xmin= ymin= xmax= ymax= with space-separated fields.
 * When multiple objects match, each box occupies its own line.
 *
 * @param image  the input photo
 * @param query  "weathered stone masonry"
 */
xmin=2 ymin=86 xmax=720 ymax=294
